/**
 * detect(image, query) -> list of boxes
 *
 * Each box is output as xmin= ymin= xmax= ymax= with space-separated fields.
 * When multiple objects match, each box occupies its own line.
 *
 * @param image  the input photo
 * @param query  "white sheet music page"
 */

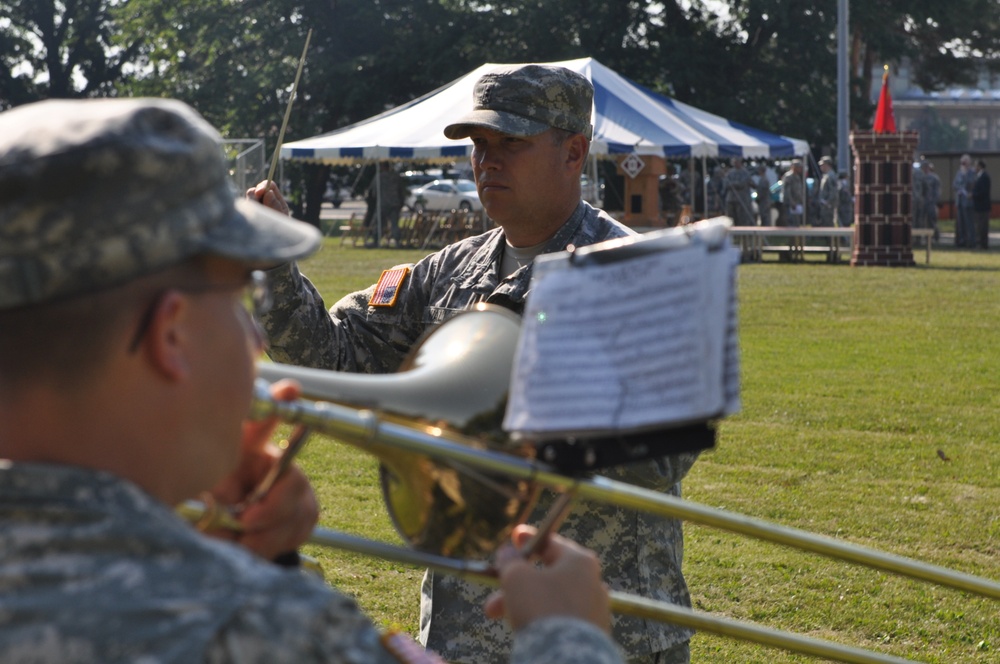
xmin=504 ymin=218 xmax=740 ymax=438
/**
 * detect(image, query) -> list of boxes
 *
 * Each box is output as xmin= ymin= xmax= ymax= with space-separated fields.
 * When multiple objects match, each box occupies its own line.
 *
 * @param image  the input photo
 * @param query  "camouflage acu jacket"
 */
xmin=260 ymin=200 xmax=699 ymax=661
xmin=0 ymin=462 xmax=623 ymax=664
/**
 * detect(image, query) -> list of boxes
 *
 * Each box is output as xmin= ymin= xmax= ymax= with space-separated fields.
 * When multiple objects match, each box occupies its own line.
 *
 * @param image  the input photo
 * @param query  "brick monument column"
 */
xmin=849 ymin=130 xmax=919 ymax=267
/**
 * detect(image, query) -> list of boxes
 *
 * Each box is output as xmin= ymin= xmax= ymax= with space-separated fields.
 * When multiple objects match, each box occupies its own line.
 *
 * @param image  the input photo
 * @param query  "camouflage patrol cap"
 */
xmin=443 ymin=64 xmax=594 ymax=140
xmin=0 ymin=97 xmax=320 ymax=310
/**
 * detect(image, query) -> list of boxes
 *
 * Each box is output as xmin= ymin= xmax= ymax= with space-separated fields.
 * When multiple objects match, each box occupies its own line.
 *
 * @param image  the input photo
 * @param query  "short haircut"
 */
xmin=549 ymin=127 xmax=591 ymax=163
xmin=0 ymin=260 xmax=208 ymax=392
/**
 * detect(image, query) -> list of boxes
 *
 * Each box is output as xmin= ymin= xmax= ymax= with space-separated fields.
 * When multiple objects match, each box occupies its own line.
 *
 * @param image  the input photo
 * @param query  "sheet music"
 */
xmin=504 ymin=218 xmax=740 ymax=437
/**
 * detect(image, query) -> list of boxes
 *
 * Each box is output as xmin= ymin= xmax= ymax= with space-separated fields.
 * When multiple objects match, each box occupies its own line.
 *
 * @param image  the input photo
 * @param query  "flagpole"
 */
xmin=836 ymin=0 xmax=849 ymax=173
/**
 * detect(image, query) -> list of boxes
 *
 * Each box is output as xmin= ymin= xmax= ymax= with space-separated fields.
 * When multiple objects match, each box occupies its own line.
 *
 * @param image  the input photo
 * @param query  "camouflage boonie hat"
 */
xmin=444 ymin=64 xmax=594 ymax=140
xmin=0 ymin=97 xmax=321 ymax=310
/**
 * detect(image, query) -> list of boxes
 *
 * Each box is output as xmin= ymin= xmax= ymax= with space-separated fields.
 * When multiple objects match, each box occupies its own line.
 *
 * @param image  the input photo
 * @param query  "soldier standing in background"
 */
xmin=363 ymin=163 xmax=407 ymax=247
xmin=707 ymin=165 xmax=726 ymax=217
xmin=753 ymin=165 xmax=772 ymax=226
xmin=781 ymin=159 xmax=805 ymax=227
xmin=817 ymin=156 xmax=838 ymax=227
xmin=659 ymin=163 xmax=682 ymax=225
xmin=953 ymin=154 xmax=976 ymax=248
xmin=723 ymin=157 xmax=754 ymax=226
xmin=680 ymin=164 xmax=703 ymax=217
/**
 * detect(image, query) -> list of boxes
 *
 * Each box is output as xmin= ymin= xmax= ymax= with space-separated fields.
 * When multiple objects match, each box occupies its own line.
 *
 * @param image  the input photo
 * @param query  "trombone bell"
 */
xmin=256 ymin=305 xmax=539 ymax=559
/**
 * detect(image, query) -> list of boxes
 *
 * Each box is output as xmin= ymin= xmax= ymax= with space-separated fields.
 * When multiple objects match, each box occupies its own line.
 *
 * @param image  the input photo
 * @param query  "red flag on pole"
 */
xmin=872 ymin=65 xmax=896 ymax=133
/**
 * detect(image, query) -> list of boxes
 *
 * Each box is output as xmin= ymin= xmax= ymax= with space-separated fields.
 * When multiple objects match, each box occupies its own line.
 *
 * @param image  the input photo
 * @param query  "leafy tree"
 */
xmin=0 ymin=0 xmax=141 ymax=108
xmin=114 ymin=0 xmax=329 ymax=223
xmin=6 ymin=0 xmax=998 ymax=205
xmin=112 ymin=0 xmax=305 ymax=139
xmin=850 ymin=0 xmax=1000 ymax=97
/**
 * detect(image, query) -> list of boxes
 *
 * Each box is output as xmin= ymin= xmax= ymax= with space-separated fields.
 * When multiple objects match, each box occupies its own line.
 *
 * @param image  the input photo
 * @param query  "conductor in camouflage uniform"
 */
xmin=255 ymin=64 xmax=699 ymax=664
xmin=0 ymin=97 xmax=623 ymax=664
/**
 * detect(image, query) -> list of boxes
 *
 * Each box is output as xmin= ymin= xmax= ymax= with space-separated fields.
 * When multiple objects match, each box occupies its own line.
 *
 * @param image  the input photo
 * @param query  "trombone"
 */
xmin=196 ymin=305 xmax=997 ymax=664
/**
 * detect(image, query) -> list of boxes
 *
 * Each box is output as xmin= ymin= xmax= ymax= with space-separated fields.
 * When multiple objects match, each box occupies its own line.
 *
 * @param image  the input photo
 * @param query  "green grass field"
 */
xmin=285 ymin=238 xmax=999 ymax=663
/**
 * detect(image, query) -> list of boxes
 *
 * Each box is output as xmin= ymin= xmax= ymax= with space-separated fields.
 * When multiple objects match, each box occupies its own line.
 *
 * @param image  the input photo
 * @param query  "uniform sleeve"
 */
xmin=510 ymin=617 xmax=624 ymax=664
xmin=260 ymin=259 xmax=432 ymax=374
xmin=259 ymin=262 xmax=350 ymax=370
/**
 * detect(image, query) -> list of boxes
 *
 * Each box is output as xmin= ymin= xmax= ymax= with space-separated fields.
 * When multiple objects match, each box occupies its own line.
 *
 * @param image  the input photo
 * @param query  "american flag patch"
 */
xmin=369 ymin=267 xmax=410 ymax=307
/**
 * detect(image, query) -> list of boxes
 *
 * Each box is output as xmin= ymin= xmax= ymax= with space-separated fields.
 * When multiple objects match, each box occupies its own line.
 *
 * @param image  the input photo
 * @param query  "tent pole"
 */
xmin=375 ymin=159 xmax=383 ymax=246
xmin=802 ymin=159 xmax=808 ymax=226
xmin=701 ymin=155 xmax=708 ymax=220
xmin=689 ymin=155 xmax=695 ymax=221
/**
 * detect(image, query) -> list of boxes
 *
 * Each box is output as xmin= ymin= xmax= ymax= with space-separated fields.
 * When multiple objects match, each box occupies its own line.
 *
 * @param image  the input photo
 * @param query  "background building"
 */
xmin=878 ymin=59 xmax=1000 ymax=153
xmin=866 ymin=60 xmax=998 ymax=219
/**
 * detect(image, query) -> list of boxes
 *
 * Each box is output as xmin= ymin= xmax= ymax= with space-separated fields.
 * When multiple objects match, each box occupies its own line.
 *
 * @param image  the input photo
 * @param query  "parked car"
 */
xmin=400 ymin=170 xmax=438 ymax=192
xmin=401 ymin=167 xmax=473 ymax=193
xmin=406 ymin=179 xmax=483 ymax=212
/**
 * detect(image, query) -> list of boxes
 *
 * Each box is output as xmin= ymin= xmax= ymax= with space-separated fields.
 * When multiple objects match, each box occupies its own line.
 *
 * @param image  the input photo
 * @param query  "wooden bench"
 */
xmin=731 ymin=226 xmax=934 ymax=264
xmin=730 ymin=226 xmax=854 ymax=263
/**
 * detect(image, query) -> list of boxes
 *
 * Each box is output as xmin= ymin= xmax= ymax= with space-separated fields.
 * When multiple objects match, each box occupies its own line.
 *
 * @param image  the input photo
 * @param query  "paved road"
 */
xmin=319 ymin=199 xmax=366 ymax=221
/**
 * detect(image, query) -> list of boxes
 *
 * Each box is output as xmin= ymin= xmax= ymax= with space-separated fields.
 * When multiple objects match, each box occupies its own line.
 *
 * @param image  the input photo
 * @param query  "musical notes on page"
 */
xmin=504 ymin=217 xmax=740 ymax=438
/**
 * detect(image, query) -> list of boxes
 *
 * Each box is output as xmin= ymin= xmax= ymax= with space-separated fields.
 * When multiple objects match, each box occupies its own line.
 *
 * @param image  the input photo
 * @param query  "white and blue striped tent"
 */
xmin=281 ymin=57 xmax=808 ymax=164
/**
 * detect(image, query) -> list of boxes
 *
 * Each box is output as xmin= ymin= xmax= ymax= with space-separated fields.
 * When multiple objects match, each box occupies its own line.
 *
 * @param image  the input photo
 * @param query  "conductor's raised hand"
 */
xmin=484 ymin=524 xmax=611 ymax=634
xmin=248 ymin=180 xmax=291 ymax=217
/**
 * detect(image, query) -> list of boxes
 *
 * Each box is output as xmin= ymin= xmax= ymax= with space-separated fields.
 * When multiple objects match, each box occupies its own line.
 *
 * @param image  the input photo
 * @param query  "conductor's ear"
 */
xmin=564 ymin=133 xmax=589 ymax=174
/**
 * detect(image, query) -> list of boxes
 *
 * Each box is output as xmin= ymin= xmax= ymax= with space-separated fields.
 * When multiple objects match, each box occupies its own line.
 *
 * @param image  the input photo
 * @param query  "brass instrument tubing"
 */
xmin=252 ymin=390 xmax=1000 ymax=602
xmin=312 ymin=529 xmax=921 ymax=663
xmin=179 ymin=498 xmax=918 ymax=664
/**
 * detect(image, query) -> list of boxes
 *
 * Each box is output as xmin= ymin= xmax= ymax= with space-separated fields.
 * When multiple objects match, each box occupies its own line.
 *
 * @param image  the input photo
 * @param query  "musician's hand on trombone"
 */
xmin=248 ymin=180 xmax=291 ymax=217
xmin=485 ymin=525 xmax=612 ymax=635
xmin=205 ymin=379 xmax=319 ymax=561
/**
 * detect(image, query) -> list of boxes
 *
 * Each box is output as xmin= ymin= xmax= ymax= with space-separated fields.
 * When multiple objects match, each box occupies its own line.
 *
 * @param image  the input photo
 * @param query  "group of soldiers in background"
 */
xmin=660 ymin=156 xmax=854 ymax=228
xmin=951 ymin=154 xmax=979 ymax=248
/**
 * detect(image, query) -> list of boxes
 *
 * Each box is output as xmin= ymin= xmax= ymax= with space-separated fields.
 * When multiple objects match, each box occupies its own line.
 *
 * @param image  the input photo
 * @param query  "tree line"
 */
xmin=3 ymin=0 xmax=998 ymax=221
